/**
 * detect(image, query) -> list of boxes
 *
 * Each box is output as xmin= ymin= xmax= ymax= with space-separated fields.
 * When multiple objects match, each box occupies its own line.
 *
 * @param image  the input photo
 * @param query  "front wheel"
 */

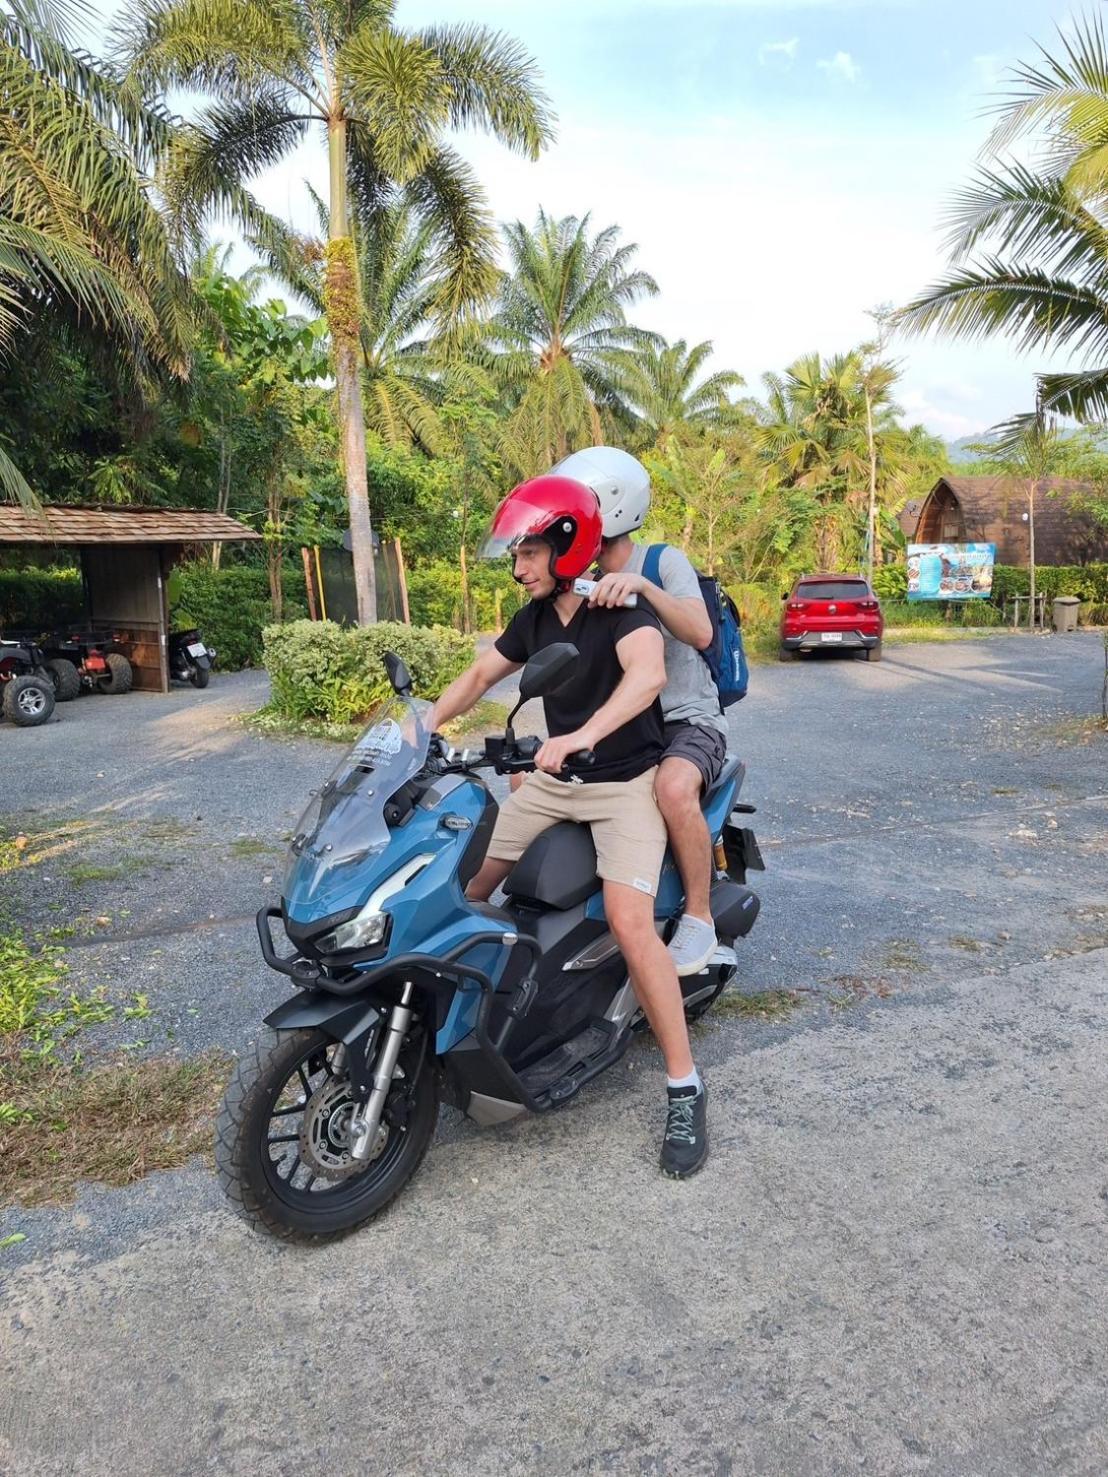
xmin=215 ymin=1027 xmax=439 ymax=1242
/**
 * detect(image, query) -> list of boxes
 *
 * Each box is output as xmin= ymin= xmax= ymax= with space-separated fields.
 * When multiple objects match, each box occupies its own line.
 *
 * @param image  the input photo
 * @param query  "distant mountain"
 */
xmin=945 ymin=435 xmax=991 ymax=464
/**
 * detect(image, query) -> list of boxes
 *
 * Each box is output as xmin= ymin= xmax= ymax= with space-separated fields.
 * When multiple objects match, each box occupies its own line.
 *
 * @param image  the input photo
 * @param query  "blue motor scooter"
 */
xmin=216 ymin=647 xmax=764 ymax=1240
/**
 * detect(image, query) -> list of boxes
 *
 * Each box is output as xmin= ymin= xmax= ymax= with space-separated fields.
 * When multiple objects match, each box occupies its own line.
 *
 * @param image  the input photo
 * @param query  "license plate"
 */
xmin=187 ymin=642 xmax=207 ymax=657
xmin=820 ymin=632 xmax=843 ymax=643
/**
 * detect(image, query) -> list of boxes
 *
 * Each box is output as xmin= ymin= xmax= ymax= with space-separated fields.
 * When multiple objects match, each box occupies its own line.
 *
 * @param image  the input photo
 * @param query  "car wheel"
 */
xmin=778 ymin=646 xmax=798 ymax=662
xmin=866 ymin=642 xmax=884 ymax=663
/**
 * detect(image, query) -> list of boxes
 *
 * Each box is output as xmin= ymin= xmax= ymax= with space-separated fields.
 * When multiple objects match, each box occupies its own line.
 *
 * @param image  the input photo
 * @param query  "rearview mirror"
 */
xmin=518 ymin=643 xmax=578 ymax=701
xmin=383 ymin=651 xmax=413 ymax=696
xmin=781 ymin=592 xmax=788 ymax=601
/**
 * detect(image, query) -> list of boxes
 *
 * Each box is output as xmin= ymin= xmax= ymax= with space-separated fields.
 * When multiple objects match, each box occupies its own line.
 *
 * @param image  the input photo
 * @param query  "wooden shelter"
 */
xmin=0 ymin=505 xmax=260 ymax=692
xmin=910 ymin=477 xmax=1108 ymax=566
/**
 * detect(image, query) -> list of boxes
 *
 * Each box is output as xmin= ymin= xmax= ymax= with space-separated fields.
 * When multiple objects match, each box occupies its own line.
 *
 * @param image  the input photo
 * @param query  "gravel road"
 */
xmin=2 ymin=633 xmax=1107 ymax=1475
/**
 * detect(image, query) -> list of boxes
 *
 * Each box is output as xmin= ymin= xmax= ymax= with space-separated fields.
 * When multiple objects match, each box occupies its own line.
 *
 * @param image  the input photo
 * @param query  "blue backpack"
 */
xmin=642 ymin=543 xmax=749 ymax=708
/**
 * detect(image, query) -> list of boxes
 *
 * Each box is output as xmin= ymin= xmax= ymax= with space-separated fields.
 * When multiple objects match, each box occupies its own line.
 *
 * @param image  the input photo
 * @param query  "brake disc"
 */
xmin=298 ymin=1077 xmax=386 ymax=1182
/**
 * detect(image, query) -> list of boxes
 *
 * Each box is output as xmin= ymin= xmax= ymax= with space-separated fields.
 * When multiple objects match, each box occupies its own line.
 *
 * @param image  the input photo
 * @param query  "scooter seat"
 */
xmin=705 ymin=754 xmax=743 ymax=807
xmin=503 ymin=822 xmax=600 ymax=911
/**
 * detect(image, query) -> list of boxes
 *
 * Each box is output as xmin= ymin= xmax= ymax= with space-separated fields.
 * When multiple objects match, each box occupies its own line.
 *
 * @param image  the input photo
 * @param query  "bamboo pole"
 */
xmin=301 ymin=547 xmax=319 ymax=622
xmin=393 ymin=537 xmax=411 ymax=625
xmin=314 ymin=546 xmax=328 ymax=622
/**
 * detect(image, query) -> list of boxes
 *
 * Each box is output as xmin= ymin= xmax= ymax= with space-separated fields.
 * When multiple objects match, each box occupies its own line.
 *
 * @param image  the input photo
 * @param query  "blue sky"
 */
xmin=91 ymin=0 xmax=1088 ymax=438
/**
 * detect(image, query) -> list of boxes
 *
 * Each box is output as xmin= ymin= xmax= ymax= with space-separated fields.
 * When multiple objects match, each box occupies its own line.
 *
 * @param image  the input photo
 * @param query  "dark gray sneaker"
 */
xmin=660 ymin=1082 xmax=708 ymax=1179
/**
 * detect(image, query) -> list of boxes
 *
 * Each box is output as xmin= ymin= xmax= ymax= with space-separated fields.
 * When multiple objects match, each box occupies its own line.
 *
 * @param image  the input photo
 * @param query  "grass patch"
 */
xmin=1041 ymin=716 xmax=1108 ymax=746
xmin=67 ymin=855 xmax=163 ymax=885
xmin=883 ymin=626 xmax=1014 ymax=646
xmin=244 ymin=697 xmax=511 ymax=746
xmin=950 ymin=934 xmax=985 ymax=952
xmin=228 ymin=837 xmax=282 ymax=860
xmin=0 ymin=1047 xmax=230 ymax=1207
xmin=1 ymin=927 xmax=229 ymax=1206
xmin=712 ymin=987 xmax=802 ymax=1021
xmin=827 ymin=974 xmax=894 ymax=1009
xmin=881 ymin=938 xmax=923 ymax=972
xmin=992 ymin=786 xmax=1019 ymax=796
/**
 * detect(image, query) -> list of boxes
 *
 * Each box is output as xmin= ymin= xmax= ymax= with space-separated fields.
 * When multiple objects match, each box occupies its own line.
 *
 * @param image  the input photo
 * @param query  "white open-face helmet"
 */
xmin=551 ymin=446 xmax=651 ymax=539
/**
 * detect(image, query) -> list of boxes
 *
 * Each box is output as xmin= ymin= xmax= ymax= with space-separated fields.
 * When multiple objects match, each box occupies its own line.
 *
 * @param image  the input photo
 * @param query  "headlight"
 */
xmin=316 ymin=853 xmax=435 ymax=955
xmin=318 ymin=910 xmax=389 ymax=954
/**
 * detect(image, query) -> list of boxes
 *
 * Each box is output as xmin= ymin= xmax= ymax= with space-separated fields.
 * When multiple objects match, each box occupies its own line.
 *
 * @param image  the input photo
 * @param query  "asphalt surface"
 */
xmin=2 ymin=633 xmax=1108 ymax=1475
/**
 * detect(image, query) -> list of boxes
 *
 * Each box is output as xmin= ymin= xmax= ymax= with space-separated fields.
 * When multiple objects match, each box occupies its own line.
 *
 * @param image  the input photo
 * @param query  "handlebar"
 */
xmin=431 ymin=733 xmax=595 ymax=776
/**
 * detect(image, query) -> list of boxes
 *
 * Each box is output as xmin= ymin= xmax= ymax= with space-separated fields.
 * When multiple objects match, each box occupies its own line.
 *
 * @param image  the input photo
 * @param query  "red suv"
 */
xmin=779 ymin=574 xmax=884 ymax=662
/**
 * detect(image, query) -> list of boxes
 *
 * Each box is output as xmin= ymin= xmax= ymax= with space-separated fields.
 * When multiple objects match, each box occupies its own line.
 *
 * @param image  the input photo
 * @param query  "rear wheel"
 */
xmin=215 ymin=1027 xmax=439 ymax=1242
xmin=3 ymin=674 xmax=55 ymax=726
xmin=778 ymin=645 xmax=798 ymax=662
xmin=96 ymin=652 xmax=133 ymax=694
xmin=866 ymin=642 xmax=884 ymax=663
xmin=189 ymin=664 xmax=210 ymax=689
xmin=46 ymin=658 xmax=80 ymax=701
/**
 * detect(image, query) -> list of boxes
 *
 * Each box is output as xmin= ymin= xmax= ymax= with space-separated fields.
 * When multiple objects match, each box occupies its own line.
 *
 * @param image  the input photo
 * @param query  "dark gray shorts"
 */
xmin=661 ymin=721 xmax=728 ymax=792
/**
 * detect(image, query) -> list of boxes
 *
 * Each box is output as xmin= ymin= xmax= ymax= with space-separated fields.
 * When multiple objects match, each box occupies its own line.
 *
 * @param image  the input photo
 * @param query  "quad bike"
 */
xmin=0 ymin=638 xmax=56 ymax=727
xmin=40 ymin=631 xmax=133 ymax=699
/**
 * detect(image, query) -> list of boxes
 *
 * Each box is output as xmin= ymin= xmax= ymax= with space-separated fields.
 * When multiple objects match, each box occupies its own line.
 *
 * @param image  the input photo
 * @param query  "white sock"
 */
xmin=667 ymin=1068 xmax=702 ymax=1093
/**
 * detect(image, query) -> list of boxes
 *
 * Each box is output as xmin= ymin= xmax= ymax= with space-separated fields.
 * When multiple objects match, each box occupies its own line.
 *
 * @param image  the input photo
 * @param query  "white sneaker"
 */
xmin=667 ymin=914 xmax=717 ymax=977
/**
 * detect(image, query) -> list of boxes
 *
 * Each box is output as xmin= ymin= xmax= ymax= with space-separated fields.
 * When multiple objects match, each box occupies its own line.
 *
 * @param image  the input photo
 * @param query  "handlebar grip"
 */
xmin=567 ymin=749 xmax=595 ymax=768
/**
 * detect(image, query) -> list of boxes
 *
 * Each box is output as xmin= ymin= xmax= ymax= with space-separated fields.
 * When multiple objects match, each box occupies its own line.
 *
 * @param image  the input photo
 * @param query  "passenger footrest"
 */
xmin=518 ymin=1019 xmax=623 ymax=1108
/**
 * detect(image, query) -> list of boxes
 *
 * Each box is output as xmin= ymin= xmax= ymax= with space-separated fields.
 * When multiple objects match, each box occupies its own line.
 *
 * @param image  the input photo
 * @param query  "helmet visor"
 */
xmin=478 ymin=488 xmax=567 ymax=562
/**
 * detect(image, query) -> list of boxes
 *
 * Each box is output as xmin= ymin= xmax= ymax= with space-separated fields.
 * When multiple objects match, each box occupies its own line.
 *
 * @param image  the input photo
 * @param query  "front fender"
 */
xmin=264 ymin=991 xmax=381 ymax=1045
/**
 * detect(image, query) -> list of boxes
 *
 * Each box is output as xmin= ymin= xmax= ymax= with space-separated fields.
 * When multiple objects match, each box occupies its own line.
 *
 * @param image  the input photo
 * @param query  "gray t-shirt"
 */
xmin=625 ymin=543 xmax=727 ymax=735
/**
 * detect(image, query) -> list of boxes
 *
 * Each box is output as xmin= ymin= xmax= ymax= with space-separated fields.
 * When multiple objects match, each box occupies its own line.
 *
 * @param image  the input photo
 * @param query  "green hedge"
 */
xmin=263 ymin=619 xmax=473 ymax=724
xmin=170 ymin=564 xmax=307 ymax=670
xmin=0 ymin=567 xmax=84 ymax=631
xmin=989 ymin=563 xmax=1108 ymax=603
xmin=406 ymin=560 xmax=526 ymax=631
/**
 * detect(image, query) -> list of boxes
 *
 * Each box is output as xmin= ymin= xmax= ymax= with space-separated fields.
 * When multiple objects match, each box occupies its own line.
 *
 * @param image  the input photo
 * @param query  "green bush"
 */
xmin=170 ymin=563 xmax=307 ymax=670
xmin=263 ymin=619 xmax=474 ymax=723
xmin=872 ymin=565 xmax=907 ymax=600
xmin=406 ymin=560 xmax=526 ymax=631
xmin=0 ymin=566 xmax=84 ymax=632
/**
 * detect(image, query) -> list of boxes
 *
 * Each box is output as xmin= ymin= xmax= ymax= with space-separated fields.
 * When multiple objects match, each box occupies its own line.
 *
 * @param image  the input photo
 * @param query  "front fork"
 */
xmin=348 ymin=981 xmax=415 ymax=1161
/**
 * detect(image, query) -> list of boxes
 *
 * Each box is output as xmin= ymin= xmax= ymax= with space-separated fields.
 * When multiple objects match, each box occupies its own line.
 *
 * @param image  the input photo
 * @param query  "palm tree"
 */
xmin=477 ymin=211 xmax=662 ymax=474
xmin=898 ymin=13 xmax=1108 ymax=422
xmin=617 ymin=339 xmax=743 ymax=445
xmin=758 ymin=350 xmax=907 ymax=570
xmin=124 ymin=1 xmax=553 ymax=622
xmin=0 ymin=0 xmax=194 ymax=507
xmin=256 ymin=195 xmax=486 ymax=455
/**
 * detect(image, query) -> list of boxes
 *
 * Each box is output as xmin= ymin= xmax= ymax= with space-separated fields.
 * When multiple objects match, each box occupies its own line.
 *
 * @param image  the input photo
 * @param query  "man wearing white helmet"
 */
xmin=552 ymin=445 xmax=728 ymax=979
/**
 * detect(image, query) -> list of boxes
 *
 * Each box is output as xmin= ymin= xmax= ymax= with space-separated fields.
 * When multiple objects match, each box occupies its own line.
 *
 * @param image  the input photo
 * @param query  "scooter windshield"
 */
xmin=283 ymin=696 xmax=433 ymax=908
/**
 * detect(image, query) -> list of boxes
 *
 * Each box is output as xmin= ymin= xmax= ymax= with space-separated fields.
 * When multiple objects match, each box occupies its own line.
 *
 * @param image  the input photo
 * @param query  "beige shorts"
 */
xmin=487 ymin=767 xmax=667 ymax=896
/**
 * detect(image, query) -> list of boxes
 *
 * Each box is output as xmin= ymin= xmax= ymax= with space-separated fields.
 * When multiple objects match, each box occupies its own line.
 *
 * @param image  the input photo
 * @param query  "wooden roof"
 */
xmin=914 ymin=476 xmax=1108 ymax=566
xmin=0 ymin=504 xmax=261 ymax=544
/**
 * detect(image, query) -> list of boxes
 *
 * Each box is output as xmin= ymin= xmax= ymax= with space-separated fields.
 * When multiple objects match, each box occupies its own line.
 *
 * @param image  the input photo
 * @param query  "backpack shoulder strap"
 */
xmin=641 ymin=543 xmax=666 ymax=588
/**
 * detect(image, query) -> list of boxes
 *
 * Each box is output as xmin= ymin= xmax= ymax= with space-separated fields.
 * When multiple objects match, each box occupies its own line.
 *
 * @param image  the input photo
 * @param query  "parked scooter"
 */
xmin=217 ymin=647 xmax=764 ymax=1241
xmin=169 ymin=628 xmax=216 ymax=688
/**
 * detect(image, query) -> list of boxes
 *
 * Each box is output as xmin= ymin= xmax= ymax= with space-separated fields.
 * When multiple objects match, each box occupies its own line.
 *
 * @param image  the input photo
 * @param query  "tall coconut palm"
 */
xmin=0 ymin=0 xmax=194 ymax=507
xmin=124 ymin=0 xmax=553 ymax=622
xmin=898 ymin=13 xmax=1108 ymax=423
xmin=256 ymin=195 xmax=485 ymax=455
xmin=477 ymin=211 xmax=662 ymax=475
xmin=616 ymin=338 xmax=743 ymax=444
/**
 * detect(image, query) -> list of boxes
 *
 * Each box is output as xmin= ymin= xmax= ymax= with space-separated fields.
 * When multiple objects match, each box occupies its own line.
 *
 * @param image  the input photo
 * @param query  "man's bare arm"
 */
xmin=589 ymin=573 xmax=713 ymax=650
xmin=534 ymin=626 xmax=665 ymax=773
xmin=429 ymin=648 xmax=520 ymax=731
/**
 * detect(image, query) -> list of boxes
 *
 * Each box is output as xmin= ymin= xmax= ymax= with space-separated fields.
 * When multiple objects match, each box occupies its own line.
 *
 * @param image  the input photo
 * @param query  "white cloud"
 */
xmin=817 ymin=50 xmax=861 ymax=84
xmin=759 ymin=37 xmax=800 ymax=66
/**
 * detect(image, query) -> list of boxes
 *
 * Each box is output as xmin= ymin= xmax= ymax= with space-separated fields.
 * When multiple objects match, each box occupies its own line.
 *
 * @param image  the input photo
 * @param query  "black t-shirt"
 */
xmin=495 ymin=596 xmax=665 ymax=782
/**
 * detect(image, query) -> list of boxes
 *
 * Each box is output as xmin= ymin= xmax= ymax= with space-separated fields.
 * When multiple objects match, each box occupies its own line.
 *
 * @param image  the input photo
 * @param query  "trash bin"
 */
xmin=1052 ymin=595 xmax=1081 ymax=633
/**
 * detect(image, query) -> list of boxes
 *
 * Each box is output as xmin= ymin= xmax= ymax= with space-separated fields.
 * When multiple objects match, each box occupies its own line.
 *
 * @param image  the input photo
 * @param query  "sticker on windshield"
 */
xmin=353 ymin=718 xmax=404 ymax=764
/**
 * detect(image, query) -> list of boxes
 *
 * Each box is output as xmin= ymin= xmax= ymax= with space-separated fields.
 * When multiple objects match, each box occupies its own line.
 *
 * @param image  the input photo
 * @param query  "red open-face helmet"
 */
xmin=479 ymin=475 xmax=603 ymax=586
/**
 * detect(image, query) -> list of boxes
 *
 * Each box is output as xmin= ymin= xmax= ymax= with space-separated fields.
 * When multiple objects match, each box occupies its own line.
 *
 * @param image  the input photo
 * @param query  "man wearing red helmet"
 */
xmin=429 ymin=474 xmax=709 ymax=1178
